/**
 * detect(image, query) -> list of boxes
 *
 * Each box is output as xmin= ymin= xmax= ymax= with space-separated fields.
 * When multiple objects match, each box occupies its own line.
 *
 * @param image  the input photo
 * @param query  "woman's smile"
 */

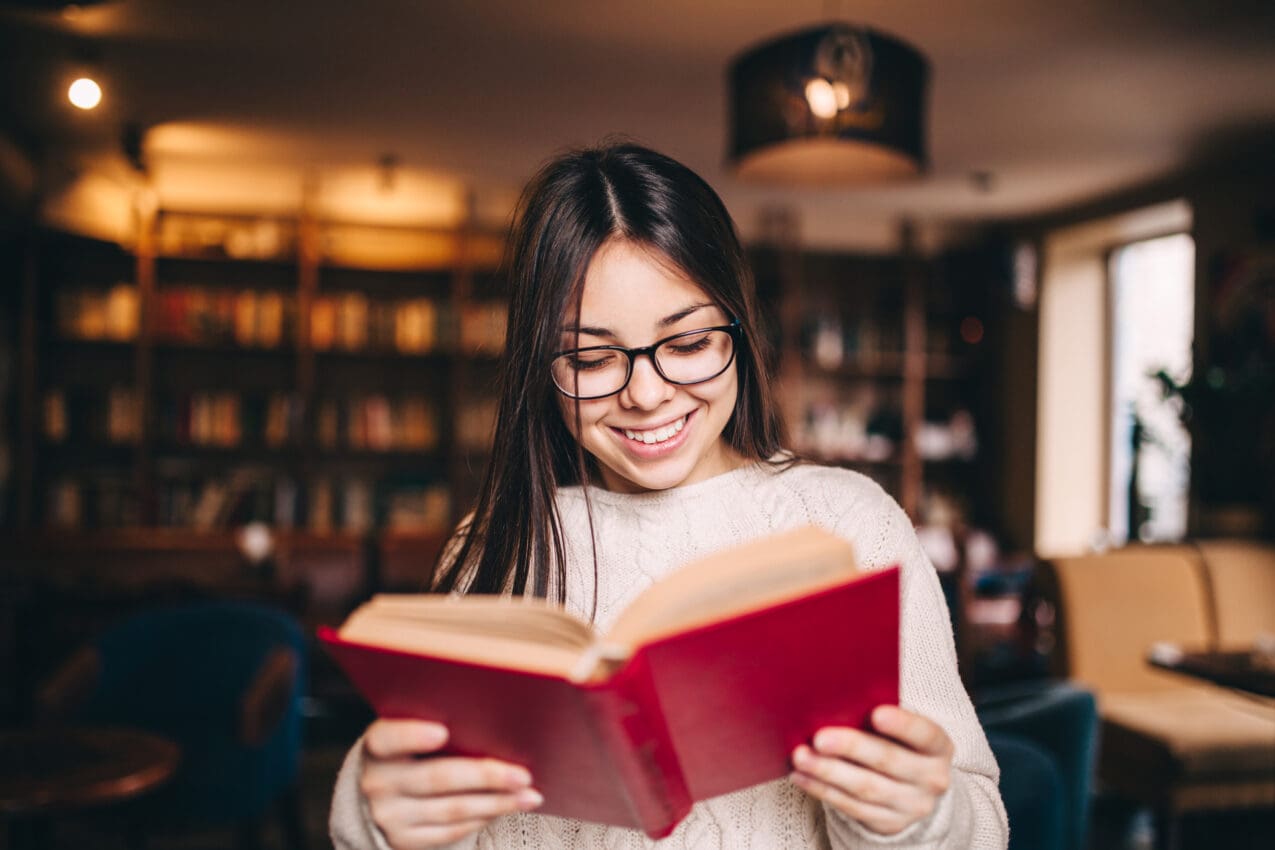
xmin=611 ymin=411 xmax=693 ymax=452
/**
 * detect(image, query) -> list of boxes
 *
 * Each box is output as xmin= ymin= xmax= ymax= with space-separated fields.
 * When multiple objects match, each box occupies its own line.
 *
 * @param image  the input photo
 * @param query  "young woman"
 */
xmin=330 ymin=143 xmax=1008 ymax=849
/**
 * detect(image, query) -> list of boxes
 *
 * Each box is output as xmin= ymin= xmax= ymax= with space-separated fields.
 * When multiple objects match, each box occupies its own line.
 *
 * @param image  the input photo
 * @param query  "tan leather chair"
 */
xmin=1042 ymin=544 xmax=1275 ymax=850
xmin=1195 ymin=540 xmax=1275 ymax=649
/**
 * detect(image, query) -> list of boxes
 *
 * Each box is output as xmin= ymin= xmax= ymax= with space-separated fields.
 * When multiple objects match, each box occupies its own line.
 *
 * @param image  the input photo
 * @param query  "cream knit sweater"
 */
xmin=330 ymin=461 xmax=1009 ymax=849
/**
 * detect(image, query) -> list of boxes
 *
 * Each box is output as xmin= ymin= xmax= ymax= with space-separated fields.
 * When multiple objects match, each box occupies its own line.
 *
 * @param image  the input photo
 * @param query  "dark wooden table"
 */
xmin=1148 ymin=647 xmax=1275 ymax=697
xmin=0 ymin=726 xmax=180 ymax=848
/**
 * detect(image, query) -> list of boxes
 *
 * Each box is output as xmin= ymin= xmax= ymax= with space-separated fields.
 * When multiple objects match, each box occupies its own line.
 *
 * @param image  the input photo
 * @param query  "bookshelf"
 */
xmin=15 ymin=213 xmax=507 ymax=567
xmin=751 ymin=234 xmax=992 ymax=526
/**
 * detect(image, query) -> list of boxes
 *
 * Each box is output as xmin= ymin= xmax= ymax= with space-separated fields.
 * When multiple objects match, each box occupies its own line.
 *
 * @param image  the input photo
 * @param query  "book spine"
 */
xmin=586 ymin=653 xmax=692 ymax=838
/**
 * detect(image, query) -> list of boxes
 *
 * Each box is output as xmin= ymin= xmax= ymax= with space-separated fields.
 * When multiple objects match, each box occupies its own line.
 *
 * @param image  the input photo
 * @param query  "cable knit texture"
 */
xmin=330 ymin=461 xmax=1008 ymax=849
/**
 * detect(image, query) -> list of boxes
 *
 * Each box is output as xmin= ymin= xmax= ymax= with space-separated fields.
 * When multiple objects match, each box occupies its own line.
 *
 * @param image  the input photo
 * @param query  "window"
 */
xmin=1036 ymin=200 xmax=1192 ymax=556
xmin=1107 ymin=233 xmax=1195 ymax=544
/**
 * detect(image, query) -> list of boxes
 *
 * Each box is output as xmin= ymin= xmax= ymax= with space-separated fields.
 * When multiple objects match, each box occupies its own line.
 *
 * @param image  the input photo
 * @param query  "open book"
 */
xmin=319 ymin=525 xmax=899 ymax=837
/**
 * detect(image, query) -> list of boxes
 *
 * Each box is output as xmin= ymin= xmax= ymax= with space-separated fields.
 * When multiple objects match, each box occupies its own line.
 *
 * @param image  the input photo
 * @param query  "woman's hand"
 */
xmin=790 ymin=705 xmax=954 ymax=836
xmin=360 ymin=719 xmax=544 ymax=849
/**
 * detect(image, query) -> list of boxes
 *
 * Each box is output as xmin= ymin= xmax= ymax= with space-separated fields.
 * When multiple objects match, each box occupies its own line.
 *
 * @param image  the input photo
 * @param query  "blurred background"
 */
xmin=1 ymin=2 xmax=1272 ymax=849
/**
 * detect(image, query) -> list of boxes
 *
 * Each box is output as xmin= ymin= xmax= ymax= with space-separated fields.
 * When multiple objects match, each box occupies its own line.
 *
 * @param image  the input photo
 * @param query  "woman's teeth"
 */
xmin=623 ymin=416 xmax=686 ymax=444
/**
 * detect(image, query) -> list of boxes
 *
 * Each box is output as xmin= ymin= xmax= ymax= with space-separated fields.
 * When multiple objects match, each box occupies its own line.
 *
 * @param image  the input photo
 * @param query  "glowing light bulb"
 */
xmin=804 ymin=78 xmax=839 ymax=119
xmin=68 ymin=77 xmax=102 ymax=110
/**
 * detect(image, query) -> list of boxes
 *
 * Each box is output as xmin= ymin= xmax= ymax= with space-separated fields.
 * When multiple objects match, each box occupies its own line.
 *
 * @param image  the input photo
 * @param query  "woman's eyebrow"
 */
xmin=657 ymin=302 xmax=713 ymax=328
xmin=560 ymin=303 xmax=715 ymax=337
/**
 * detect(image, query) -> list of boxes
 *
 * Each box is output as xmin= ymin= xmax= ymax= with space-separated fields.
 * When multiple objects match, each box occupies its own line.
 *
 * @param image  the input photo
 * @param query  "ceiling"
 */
xmin=2 ymin=0 xmax=1274 ymax=250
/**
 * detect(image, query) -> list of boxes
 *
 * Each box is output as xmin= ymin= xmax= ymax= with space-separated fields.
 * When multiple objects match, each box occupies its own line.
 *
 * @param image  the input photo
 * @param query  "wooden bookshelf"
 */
xmin=8 ymin=213 xmax=506 ymax=606
xmin=751 ymin=231 xmax=992 ymax=525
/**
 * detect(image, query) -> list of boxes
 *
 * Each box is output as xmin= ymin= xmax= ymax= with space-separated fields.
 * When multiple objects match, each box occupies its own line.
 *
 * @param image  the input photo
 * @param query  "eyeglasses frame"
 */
xmin=551 ymin=319 xmax=743 ymax=400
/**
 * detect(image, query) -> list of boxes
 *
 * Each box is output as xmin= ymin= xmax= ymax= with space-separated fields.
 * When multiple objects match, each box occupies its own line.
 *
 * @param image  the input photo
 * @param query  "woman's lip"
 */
xmin=611 ymin=412 xmax=691 ymax=433
xmin=610 ymin=410 xmax=695 ymax=454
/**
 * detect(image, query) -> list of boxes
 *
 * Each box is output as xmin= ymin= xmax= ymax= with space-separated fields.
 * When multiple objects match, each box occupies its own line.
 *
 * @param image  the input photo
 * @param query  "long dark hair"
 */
xmin=433 ymin=141 xmax=786 ymax=604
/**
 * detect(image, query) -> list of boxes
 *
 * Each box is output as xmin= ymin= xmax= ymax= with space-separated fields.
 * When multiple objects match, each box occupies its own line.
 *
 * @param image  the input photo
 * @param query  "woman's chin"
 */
xmin=598 ymin=454 xmax=696 ymax=493
xmin=602 ymin=466 xmax=683 ymax=493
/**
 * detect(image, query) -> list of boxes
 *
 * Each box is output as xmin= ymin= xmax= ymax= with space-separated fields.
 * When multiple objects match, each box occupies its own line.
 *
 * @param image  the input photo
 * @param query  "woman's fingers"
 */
xmin=791 ymin=709 xmax=955 ymax=835
xmin=364 ymin=719 xmax=450 ymax=759
xmin=806 ymin=727 xmax=933 ymax=788
xmin=869 ymin=705 xmax=954 ymax=758
xmin=367 ymin=785 xmax=544 ymax=849
xmin=793 ymin=745 xmax=913 ymax=807
xmin=375 ymin=787 xmax=544 ymax=828
xmin=365 ymin=756 xmax=533 ymax=798
xmin=789 ymin=766 xmax=915 ymax=836
xmin=360 ymin=718 xmax=544 ymax=847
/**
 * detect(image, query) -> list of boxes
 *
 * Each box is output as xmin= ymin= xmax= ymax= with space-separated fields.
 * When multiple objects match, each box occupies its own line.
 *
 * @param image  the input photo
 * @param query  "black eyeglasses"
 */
xmin=550 ymin=320 xmax=742 ymax=400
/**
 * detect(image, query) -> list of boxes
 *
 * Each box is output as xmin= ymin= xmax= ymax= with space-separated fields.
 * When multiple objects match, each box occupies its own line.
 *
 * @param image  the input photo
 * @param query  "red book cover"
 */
xmin=318 ymin=552 xmax=899 ymax=838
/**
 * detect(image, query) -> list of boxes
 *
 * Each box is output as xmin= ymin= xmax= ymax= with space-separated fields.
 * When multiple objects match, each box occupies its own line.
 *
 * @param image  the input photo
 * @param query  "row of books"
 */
xmin=152 ymin=392 xmax=442 ymax=452
xmin=46 ymin=472 xmax=140 ymax=529
xmin=315 ymin=395 xmax=440 ymax=453
xmin=158 ymin=470 xmax=452 ymax=533
xmin=57 ymin=284 xmax=508 ymax=355
xmin=41 ymin=386 xmax=490 ymax=455
xmin=310 ymin=294 xmax=506 ymax=355
xmin=44 ymin=386 xmax=141 ymax=444
xmin=155 ymin=287 xmax=294 ymax=348
xmin=157 ymin=392 xmax=263 ymax=448
xmin=57 ymin=285 xmax=141 ymax=342
xmin=45 ymin=467 xmax=452 ymax=533
xmin=312 ymin=293 xmax=431 ymax=353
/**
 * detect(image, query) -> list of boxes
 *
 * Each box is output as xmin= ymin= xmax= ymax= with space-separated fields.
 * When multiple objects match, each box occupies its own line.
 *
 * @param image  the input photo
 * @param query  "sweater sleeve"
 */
xmin=824 ymin=485 xmax=1009 ymax=850
xmin=329 ymin=735 xmax=480 ymax=850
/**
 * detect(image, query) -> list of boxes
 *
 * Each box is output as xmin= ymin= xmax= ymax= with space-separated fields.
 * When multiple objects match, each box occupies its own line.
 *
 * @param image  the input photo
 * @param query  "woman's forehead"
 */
xmin=571 ymin=240 xmax=718 ymax=321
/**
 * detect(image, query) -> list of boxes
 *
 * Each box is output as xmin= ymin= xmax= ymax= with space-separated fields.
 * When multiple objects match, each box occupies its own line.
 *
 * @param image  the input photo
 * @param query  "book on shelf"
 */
xmin=56 ymin=284 xmax=139 ymax=342
xmin=308 ymin=477 xmax=335 ymax=533
xmin=309 ymin=295 xmax=442 ymax=354
xmin=336 ymin=292 xmax=370 ymax=351
xmin=187 ymin=467 xmax=274 ymax=530
xmin=320 ymin=525 xmax=899 ymax=837
xmin=156 ymin=286 xmax=292 ymax=348
xmin=42 ymin=386 xmax=140 ymax=445
xmin=43 ymin=388 xmax=67 ymax=442
xmin=46 ymin=471 xmax=140 ymax=529
xmin=393 ymin=298 xmax=437 ymax=353
xmin=382 ymin=481 xmax=450 ymax=532
xmin=105 ymin=387 xmax=141 ymax=444
xmin=262 ymin=392 xmax=304 ymax=448
xmin=169 ymin=392 xmax=242 ymax=447
xmin=328 ymin=395 xmax=439 ymax=453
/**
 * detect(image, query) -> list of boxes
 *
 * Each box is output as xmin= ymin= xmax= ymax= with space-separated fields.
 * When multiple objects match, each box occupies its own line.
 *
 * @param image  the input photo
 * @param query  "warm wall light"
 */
xmin=729 ymin=23 xmax=929 ymax=184
xmin=68 ymin=76 xmax=102 ymax=110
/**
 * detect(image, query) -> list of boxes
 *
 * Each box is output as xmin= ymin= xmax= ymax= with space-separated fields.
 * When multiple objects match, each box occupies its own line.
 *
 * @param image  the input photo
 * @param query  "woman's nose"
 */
xmin=620 ymin=353 xmax=674 ymax=409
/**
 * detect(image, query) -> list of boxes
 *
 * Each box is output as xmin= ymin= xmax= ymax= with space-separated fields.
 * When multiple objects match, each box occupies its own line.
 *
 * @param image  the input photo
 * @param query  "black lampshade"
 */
xmin=728 ymin=24 xmax=930 ymax=184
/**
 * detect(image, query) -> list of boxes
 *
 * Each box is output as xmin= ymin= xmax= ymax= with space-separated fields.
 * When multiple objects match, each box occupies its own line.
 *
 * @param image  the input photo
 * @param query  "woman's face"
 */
xmin=556 ymin=238 xmax=743 ymax=493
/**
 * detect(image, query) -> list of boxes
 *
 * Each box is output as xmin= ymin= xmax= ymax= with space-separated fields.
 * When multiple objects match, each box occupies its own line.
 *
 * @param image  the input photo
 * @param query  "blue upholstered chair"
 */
xmin=977 ymin=679 xmax=1100 ymax=850
xmin=939 ymin=565 xmax=1100 ymax=850
xmin=38 ymin=599 xmax=308 ymax=849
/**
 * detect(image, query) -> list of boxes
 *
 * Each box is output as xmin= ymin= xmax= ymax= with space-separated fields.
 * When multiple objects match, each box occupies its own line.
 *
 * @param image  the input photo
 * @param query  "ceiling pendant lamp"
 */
xmin=728 ymin=23 xmax=930 ymax=184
